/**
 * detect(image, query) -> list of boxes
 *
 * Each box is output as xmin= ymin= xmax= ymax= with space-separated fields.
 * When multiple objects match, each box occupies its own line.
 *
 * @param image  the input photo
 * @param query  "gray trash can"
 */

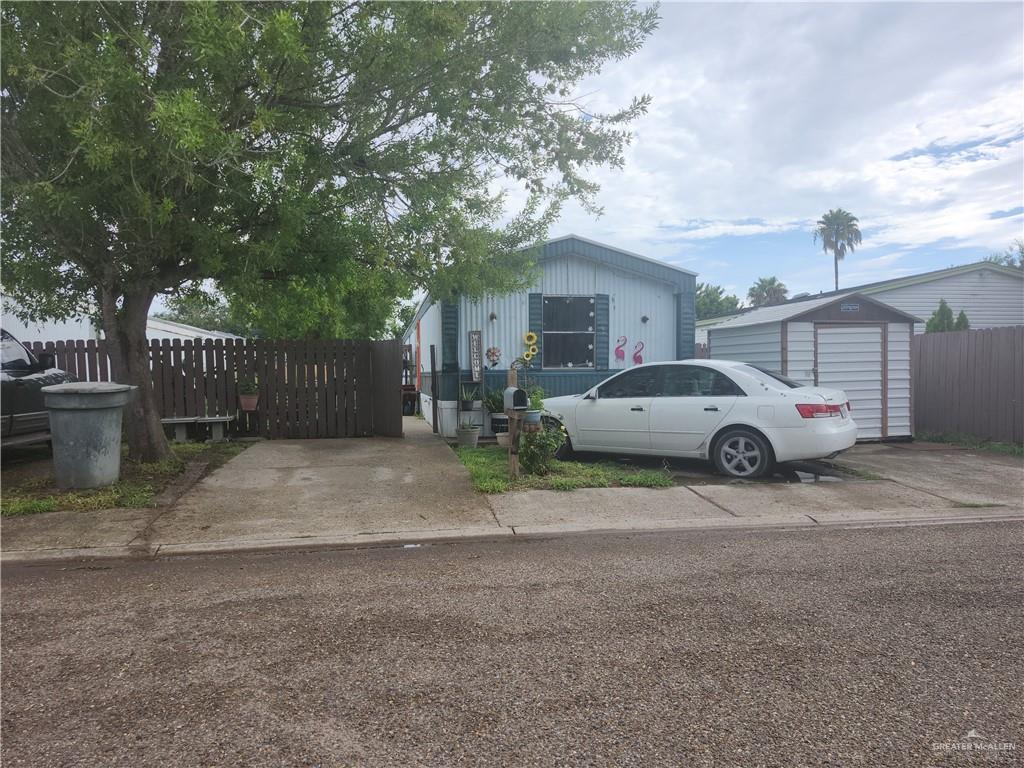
xmin=42 ymin=382 xmax=137 ymax=490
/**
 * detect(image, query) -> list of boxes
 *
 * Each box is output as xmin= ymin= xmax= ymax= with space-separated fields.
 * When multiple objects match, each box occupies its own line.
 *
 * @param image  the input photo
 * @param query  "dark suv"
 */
xmin=1 ymin=329 xmax=76 ymax=447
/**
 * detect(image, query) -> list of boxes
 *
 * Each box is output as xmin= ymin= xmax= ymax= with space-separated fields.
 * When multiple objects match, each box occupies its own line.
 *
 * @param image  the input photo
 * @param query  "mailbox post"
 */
xmin=504 ymin=369 xmax=528 ymax=478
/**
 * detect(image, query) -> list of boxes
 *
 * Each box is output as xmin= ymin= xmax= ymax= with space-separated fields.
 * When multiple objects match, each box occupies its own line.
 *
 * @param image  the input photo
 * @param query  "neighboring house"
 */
xmin=699 ymin=261 xmax=1024 ymax=339
xmin=2 ymin=300 xmax=240 ymax=342
xmin=403 ymin=235 xmax=697 ymax=437
xmin=143 ymin=317 xmax=242 ymax=341
xmin=706 ymin=292 xmax=920 ymax=440
xmin=1 ymin=304 xmax=95 ymax=343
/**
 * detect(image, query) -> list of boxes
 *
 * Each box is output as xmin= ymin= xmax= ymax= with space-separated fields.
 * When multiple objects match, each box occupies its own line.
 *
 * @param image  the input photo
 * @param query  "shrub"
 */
xmin=518 ymin=424 xmax=564 ymax=475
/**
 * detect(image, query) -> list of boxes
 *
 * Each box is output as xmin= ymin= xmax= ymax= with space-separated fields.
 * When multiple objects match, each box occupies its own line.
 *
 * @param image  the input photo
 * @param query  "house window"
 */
xmin=543 ymin=296 xmax=595 ymax=368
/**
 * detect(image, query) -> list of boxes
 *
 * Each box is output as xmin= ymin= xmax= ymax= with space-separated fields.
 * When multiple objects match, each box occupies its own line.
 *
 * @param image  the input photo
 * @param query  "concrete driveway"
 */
xmin=149 ymin=417 xmax=497 ymax=552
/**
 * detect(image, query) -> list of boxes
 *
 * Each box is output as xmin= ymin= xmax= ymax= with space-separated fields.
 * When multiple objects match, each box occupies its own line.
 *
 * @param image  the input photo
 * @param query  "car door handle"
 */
xmin=630 ymin=406 xmax=645 ymax=412
xmin=704 ymin=406 xmax=719 ymax=412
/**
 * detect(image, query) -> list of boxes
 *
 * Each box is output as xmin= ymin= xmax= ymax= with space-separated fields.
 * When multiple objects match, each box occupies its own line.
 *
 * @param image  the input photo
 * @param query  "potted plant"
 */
xmin=456 ymin=418 xmax=481 ymax=448
xmin=460 ymin=383 xmax=480 ymax=411
xmin=523 ymin=385 xmax=544 ymax=427
xmin=483 ymin=389 xmax=508 ymax=439
xmin=237 ymin=377 xmax=259 ymax=411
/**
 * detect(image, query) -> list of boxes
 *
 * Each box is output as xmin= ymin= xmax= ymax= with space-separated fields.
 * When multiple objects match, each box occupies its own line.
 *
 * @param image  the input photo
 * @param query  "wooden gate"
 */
xmin=26 ymin=337 xmax=404 ymax=439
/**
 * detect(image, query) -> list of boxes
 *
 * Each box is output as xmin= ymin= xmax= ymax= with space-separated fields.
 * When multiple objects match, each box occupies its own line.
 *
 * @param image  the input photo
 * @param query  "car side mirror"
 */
xmin=584 ymin=390 xmax=598 ymax=401
xmin=36 ymin=352 xmax=56 ymax=370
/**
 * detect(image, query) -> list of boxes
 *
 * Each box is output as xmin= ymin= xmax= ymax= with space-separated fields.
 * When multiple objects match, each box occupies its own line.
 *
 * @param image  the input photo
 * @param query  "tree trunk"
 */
xmin=834 ymin=255 xmax=839 ymax=292
xmin=100 ymin=288 xmax=173 ymax=463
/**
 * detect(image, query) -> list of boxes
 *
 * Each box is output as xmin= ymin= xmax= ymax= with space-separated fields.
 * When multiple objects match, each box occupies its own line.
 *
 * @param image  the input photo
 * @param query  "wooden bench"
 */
xmin=161 ymin=415 xmax=236 ymax=443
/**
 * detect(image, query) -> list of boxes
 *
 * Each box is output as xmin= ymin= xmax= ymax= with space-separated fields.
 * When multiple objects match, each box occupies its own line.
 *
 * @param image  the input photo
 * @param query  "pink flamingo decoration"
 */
xmin=632 ymin=341 xmax=645 ymax=365
xmin=614 ymin=336 xmax=627 ymax=365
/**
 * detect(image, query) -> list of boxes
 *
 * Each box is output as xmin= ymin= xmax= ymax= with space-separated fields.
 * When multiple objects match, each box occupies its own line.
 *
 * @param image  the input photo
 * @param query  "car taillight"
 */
xmin=796 ymin=403 xmax=843 ymax=418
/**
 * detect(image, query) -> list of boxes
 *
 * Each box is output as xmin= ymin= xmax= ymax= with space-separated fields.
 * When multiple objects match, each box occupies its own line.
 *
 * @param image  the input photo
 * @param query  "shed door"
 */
xmin=815 ymin=325 xmax=885 ymax=439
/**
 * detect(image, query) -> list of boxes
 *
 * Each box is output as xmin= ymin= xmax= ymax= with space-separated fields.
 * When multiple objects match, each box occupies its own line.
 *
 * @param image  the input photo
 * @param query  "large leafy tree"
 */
xmin=695 ymin=282 xmax=741 ymax=320
xmin=2 ymin=1 xmax=657 ymax=460
xmin=813 ymin=208 xmax=863 ymax=291
xmin=747 ymin=276 xmax=788 ymax=307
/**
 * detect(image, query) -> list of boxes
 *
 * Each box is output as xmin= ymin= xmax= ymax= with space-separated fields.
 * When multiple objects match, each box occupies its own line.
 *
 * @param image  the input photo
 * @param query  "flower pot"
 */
xmin=461 ymin=400 xmax=478 ymax=411
xmin=456 ymin=426 xmax=481 ymax=448
xmin=523 ymin=409 xmax=542 ymax=425
xmin=239 ymin=393 xmax=259 ymax=412
xmin=489 ymin=413 xmax=509 ymax=435
xmin=495 ymin=432 xmax=511 ymax=448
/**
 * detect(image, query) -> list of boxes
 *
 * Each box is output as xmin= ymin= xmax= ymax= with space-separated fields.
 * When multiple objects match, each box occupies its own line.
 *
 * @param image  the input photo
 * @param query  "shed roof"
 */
xmin=708 ymin=292 xmax=921 ymax=330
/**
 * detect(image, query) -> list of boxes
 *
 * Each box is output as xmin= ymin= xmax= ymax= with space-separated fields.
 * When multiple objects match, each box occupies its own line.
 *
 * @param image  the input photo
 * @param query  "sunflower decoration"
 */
xmin=522 ymin=350 xmax=534 ymax=362
xmin=523 ymin=331 xmax=538 ymax=346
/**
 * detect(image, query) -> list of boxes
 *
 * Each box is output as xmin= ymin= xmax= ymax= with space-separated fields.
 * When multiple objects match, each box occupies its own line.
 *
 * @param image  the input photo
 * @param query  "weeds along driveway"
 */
xmin=149 ymin=417 xmax=499 ymax=549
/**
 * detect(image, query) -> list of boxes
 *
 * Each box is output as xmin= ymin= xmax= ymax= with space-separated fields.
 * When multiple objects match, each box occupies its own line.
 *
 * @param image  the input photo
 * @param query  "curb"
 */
xmin=3 ymin=509 xmax=1022 ymax=566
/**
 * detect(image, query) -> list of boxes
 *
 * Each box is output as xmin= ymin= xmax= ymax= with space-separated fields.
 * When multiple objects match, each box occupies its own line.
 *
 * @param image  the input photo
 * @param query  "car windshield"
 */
xmin=738 ymin=364 xmax=802 ymax=389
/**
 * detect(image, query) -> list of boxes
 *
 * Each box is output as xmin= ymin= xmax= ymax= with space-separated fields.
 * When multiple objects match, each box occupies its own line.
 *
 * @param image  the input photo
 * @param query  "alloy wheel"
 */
xmin=720 ymin=435 xmax=763 ymax=477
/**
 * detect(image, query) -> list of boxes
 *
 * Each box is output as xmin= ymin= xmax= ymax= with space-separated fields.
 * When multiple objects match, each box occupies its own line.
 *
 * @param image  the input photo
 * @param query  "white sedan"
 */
xmin=542 ymin=359 xmax=857 ymax=479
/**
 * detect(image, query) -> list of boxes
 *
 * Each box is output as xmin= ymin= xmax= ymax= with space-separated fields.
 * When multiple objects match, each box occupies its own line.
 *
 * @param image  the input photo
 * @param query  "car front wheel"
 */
xmin=713 ymin=428 xmax=773 ymax=479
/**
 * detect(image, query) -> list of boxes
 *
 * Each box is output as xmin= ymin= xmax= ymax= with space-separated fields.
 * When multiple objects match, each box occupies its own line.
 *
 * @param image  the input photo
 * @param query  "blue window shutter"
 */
xmin=595 ymin=294 xmax=609 ymax=369
xmin=528 ymin=293 xmax=543 ymax=368
xmin=440 ymin=300 xmax=460 ymax=399
xmin=675 ymin=277 xmax=696 ymax=359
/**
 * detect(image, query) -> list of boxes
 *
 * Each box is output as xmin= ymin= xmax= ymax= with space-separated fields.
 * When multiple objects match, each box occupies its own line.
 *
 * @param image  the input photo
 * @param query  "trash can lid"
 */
xmin=42 ymin=382 xmax=137 ymax=395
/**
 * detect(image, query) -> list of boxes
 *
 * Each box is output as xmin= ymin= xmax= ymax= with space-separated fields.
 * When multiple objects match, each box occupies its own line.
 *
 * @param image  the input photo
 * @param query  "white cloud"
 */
xmin=514 ymin=2 xmax=1024 ymax=273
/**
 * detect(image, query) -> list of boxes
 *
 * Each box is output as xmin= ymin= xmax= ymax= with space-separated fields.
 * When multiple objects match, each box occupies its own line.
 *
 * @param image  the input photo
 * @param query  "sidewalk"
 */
xmin=3 ymin=430 xmax=1021 ymax=564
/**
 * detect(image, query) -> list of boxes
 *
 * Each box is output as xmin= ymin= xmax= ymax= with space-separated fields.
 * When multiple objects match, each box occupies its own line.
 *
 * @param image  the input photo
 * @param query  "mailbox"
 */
xmin=504 ymin=386 xmax=528 ymax=411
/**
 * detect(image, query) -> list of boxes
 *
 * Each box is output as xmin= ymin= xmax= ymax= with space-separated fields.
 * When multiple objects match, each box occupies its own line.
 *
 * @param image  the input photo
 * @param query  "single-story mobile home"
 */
xmin=404 ymin=235 xmax=697 ymax=437
xmin=707 ymin=293 xmax=921 ymax=440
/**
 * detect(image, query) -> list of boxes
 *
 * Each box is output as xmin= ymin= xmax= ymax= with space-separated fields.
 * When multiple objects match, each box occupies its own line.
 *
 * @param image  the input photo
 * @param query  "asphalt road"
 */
xmin=3 ymin=523 xmax=1022 ymax=767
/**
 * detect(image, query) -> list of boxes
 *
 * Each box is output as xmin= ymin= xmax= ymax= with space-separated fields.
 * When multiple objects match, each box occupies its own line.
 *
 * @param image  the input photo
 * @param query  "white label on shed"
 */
xmin=840 ymin=303 xmax=860 ymax=312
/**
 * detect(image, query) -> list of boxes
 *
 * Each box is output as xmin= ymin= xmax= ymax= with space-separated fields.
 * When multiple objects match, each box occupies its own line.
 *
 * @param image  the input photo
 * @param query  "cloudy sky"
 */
xmin=541 ymin=1 xmax=1023 ymax=300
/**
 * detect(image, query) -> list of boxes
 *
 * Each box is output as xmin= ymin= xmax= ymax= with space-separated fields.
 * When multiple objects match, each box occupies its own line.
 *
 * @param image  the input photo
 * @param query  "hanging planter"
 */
xmin=237 ymin=378 xmax=259 ymax=412
xmin=460 ymin=383 xmax=480 ymax=411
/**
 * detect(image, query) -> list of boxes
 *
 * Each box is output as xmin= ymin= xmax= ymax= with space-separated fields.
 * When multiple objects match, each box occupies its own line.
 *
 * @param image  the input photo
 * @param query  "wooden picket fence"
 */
xmin=26 ymin=338 xmax=404 ymax=439
xmin=911 ymin=326 xmax=1024 ymax=444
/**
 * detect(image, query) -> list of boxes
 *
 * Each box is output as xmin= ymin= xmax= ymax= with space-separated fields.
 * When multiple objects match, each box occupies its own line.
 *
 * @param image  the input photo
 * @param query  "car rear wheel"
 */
xmin=713 ymin=428 xmax=773 ymax=479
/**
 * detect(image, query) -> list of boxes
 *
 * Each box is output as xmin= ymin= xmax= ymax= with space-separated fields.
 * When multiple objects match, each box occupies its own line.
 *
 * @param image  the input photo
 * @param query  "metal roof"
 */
xmin=543 ymin=234 xmax=698 ymax=281
xmin=708 ymin=292 xmax=921 ymax=329
xmin=785 ymin=260 xmax=1023 ymax=304
xmin=402 ymin=235 xmax=696 ymax=339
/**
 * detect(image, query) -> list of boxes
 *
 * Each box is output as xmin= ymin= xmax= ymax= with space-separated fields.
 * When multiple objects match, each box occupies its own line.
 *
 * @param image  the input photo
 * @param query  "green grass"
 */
xmin=1 ymin=442 xmax=248 ymax=517
xmin=917 ymin=432 xmax=1024 ymax=457
xmin=454 ymin=445 xmax=674 ymax=493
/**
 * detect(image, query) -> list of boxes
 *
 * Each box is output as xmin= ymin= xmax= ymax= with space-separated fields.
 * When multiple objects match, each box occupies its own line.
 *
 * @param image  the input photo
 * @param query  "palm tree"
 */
xmin=747 ymin=276 xmax=789 ymax=307
xmin=814 ymin=208 xmax=863 ymax=291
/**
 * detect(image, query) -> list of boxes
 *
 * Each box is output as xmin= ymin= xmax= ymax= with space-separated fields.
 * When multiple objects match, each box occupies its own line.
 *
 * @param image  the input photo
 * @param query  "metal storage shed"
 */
xmin=707 ymin=293 xmax=921 ymax=440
